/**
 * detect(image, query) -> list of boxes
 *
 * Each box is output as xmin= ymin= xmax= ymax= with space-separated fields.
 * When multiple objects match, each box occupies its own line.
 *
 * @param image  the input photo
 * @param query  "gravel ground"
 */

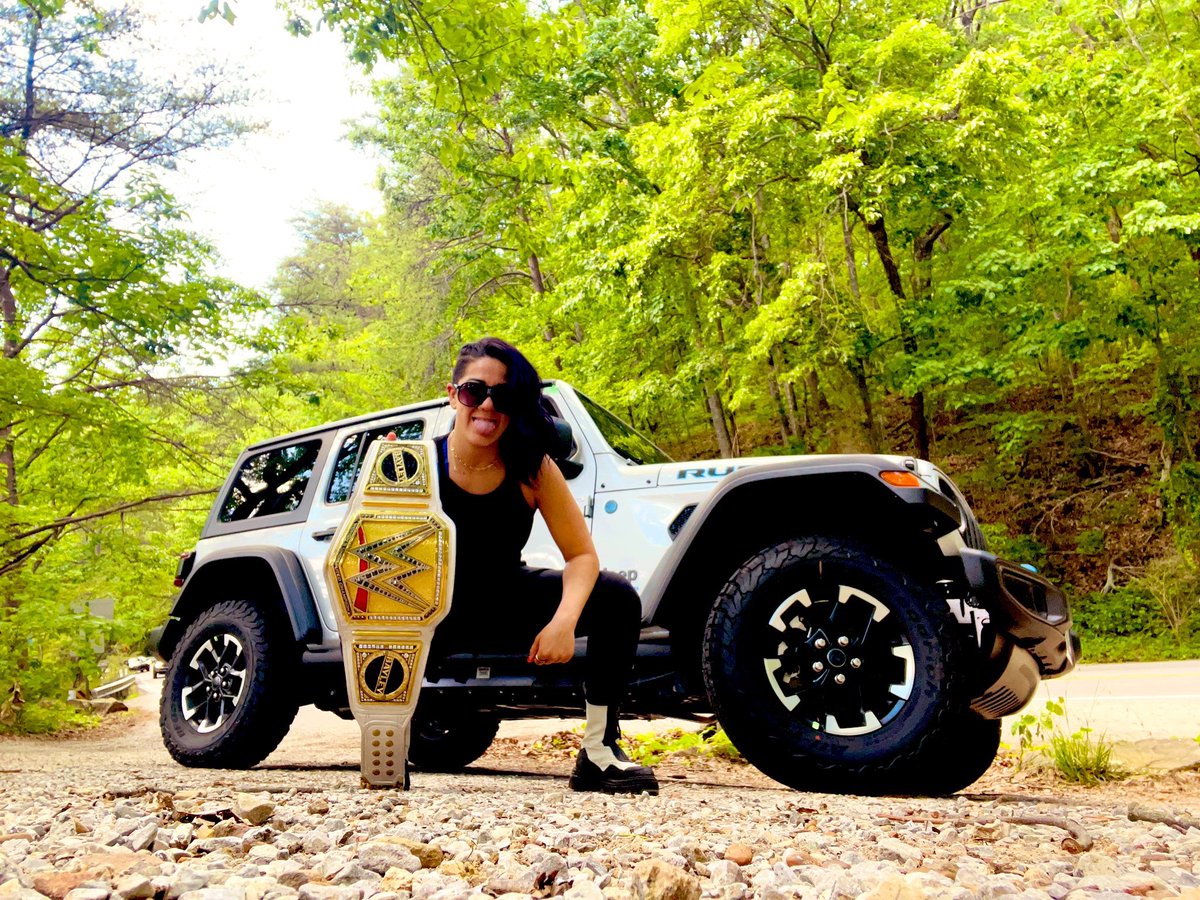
xmin=1 ymin=699 xmax=1199 ymax=900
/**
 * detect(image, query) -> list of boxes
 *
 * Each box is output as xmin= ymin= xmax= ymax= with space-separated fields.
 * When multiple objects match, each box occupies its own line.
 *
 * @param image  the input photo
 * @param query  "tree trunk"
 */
xmin=681 ymin=286 xmax=734 ymax=457
xmin=861 ymin=212 xmax=930 ymax=459
xmin=911 ymin=215 xmax=952 ymax=305
xmin=841 ymin=193 xmax=863 ymax=304
xmin=529 ymin=253 xmax=546 ymax=295
xmin=20 ymin=9 xmax=40 ymax=144
xmin=841 ymin=199 xmax=883 ymax=451
xmin=808 ymin=370 xmax=829 ymax=412
xmin=862 ymin=214 xmax=907 ymax=303
xmin=715 ymin=318 xmax=738 ymax=456
xmin=766 ymin=361 xmax=790 ymax=443
xmin=0 ymin=425 xmax=15 ymax=507
xmin=530 ymin=257 xmax=564 ymax=370
xmin=851 ymin=357 xmax=883 ymax=452
xmin=1 ymin=269 xmax=18 ymax=505
xmin=787 ymin=379 xmax=805 ymax=431
xmin=778 ymin=359 xmax=801 ymax=438
xmin=908 ymin=216 xmax=952 ymax=460
xmin=705 ymin=384 xmax=734 ymax=458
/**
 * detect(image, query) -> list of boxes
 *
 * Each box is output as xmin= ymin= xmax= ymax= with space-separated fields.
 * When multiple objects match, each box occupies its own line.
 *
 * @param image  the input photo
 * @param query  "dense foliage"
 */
xmin=4 ymin=0 xmax=1200 ymax=730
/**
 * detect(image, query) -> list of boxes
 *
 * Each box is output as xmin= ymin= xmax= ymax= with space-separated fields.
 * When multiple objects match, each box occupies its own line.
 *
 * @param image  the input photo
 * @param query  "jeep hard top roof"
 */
xmin=242 ymin=399 xmax=449 ymax=453
xmin=242 ymin=381 xmax=567 ymax=453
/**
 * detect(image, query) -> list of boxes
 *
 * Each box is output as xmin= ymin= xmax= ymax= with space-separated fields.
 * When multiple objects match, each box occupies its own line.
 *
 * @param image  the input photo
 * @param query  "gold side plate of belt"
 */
xmin=324 ymin=439 xmax=454 ymax=788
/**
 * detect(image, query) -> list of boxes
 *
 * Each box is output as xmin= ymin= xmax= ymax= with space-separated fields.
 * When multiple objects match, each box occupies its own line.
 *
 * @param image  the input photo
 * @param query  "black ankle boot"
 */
xmin=569 ymin=746 xmax=659 ymax=794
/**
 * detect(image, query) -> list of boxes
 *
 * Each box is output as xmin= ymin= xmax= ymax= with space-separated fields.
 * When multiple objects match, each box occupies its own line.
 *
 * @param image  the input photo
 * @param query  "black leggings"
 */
xmin=431 ymin=568 xmax=642 ymax=707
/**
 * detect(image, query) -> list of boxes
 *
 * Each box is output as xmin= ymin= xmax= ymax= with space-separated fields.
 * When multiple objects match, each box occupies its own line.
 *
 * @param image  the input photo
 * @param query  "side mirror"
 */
xmin=549 ymin=416 xmax=584 ymax=480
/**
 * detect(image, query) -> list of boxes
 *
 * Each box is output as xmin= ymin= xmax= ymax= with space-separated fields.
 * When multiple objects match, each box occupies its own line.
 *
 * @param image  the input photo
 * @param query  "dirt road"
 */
xmin=2 ymin=673 xmax=1199 ymax=900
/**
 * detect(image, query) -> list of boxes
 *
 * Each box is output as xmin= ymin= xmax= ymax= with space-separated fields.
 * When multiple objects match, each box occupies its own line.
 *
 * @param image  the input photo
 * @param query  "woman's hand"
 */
xmin=528 ymin=619 xmax=576 ymax=665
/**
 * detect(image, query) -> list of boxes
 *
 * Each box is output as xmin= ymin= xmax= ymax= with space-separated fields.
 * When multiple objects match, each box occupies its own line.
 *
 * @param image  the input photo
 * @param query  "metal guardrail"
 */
xmin=89 ymin=674 xmax=137 ymax=700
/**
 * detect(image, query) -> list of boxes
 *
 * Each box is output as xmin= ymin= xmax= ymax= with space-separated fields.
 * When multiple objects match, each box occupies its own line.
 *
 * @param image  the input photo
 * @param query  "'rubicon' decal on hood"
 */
xmin=675 ymin=464 xmax=744 ymax=480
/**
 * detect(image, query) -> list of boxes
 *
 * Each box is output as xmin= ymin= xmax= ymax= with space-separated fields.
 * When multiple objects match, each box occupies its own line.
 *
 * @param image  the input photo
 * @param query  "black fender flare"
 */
xmin=157 ymin=547 xmax=321 ymax=659
xmin=642 ymin=458 xmax=961 ymax=692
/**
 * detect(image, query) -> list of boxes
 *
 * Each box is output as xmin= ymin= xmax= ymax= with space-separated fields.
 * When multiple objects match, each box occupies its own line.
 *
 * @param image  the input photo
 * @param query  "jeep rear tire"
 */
xmin=407 ymin=700 xmax=500 ymax=772
xmin=160 ymin=599 xmax=299 ymax=768
xmin=702 ymin=536 xmax=978 ymax=795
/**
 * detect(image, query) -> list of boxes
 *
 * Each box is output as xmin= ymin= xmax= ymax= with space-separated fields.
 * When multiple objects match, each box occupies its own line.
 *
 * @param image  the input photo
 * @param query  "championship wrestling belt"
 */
xmin=324 ymin=438 xmax=454 ymax=788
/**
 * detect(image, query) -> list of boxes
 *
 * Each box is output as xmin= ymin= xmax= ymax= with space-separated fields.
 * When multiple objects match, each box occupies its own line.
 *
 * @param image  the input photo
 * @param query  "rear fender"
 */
xmin=157 ymin=547 xmax=320 ymax=659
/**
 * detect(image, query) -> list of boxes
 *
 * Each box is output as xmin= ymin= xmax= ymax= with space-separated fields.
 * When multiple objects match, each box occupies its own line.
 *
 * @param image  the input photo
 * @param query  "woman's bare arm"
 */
xmin=526 ymin=456 xmax=599 ymax=664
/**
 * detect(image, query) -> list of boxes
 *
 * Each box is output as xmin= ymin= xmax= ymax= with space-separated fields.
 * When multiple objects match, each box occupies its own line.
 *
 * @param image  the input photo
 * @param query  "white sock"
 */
xmin=581 ymin=704 xmax=639 ymax=770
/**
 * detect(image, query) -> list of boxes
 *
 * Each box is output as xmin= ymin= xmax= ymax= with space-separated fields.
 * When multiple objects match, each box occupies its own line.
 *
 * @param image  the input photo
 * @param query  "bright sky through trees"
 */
xmin=134 ymin=0 xmax=382 ymax=289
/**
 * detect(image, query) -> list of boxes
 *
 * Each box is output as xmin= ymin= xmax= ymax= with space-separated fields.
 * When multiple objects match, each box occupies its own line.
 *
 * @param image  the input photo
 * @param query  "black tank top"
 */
xmin=435 ymin=434 xmax=535 ymax=597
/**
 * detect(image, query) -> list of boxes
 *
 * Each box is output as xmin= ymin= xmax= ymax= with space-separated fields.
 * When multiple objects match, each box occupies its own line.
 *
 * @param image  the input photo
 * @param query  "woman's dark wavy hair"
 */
xmin=452 ymin=337 xmax=552 ymax=485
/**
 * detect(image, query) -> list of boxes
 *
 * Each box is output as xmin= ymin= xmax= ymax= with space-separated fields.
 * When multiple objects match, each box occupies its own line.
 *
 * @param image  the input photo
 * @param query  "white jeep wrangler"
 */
xmin=156 ymin=382 xmax=1076 ymax=794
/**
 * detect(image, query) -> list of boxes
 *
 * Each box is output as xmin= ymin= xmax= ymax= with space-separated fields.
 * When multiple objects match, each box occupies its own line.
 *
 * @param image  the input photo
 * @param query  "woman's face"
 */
xmin=448 ymin=356 xmax=510 ymax=447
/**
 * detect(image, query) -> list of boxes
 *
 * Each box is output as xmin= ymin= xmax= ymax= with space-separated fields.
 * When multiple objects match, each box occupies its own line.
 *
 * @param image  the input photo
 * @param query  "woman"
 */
xmin=431 ymin=337 xmax=658 ymax=794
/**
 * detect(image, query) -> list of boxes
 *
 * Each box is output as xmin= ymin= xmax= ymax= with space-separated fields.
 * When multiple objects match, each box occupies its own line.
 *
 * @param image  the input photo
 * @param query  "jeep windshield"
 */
xmin=574 ymin=390 xmax=673 ymax=466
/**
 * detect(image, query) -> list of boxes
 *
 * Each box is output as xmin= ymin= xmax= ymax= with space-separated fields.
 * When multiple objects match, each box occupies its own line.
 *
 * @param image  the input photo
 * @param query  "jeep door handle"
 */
xmin=311 ymin=528 xmax=337 ymax=542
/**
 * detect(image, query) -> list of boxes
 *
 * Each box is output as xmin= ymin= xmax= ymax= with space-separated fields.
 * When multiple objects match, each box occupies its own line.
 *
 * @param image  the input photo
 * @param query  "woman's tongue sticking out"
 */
xmin=471 ymin=415 xmax=498 ymax=437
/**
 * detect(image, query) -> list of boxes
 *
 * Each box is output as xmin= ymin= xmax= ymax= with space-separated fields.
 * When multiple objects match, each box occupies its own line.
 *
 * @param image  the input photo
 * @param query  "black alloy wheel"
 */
xmin=160 ymin=599 xmax=299 ymax=768
xmin=759 ymin=579 xmax=916 ymax=738
xmin=703 ymin=536 xmax=979 ymax=795
xmin=179 ymin=632 xmax=248 ymax=733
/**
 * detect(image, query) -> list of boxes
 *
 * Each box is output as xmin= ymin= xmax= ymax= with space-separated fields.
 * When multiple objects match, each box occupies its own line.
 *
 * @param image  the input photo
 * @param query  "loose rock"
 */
xmin=632 ymin=859 xmax=700 ymax=900
xmin=231 ymin=796 xmax=275 ymax=828
xmin=722 ymin=845 xmax=753 ymax=867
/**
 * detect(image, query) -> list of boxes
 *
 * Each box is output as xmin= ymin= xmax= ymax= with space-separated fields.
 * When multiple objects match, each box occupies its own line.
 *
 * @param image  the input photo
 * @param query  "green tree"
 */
xmin=0 ymin=0 xmax=263 ymax=714
xmin=270 ymin=204 xmax=457 ymax=416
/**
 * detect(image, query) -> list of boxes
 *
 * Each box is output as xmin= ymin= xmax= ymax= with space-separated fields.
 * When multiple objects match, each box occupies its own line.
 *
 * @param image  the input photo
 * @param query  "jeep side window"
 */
xmin=326 ymin=421 xmax=424 ymax=503
xmin=219 ymin=440 xmax=322 ymax=522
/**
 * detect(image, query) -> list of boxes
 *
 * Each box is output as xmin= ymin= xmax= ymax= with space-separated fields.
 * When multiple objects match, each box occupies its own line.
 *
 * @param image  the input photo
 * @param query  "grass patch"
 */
xmin=1072 ymin=630 xmax=1200 ymax=663
xmin=622 ymin=726 xmax=743 ymax=766
xmin=1049 ymin=728 xmax=1121 ymax=784
xmin=1010 ymin=697 xmax=1126 ymax=783
xmin=0 ymin=700 xmax=101 ymax=736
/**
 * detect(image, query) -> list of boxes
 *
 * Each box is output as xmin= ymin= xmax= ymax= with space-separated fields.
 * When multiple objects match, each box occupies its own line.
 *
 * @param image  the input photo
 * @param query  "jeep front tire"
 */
xmin=160 ymin=599 xmax=299 ymax=768
xmin=702 ymin=536 xmax=978 ymax=794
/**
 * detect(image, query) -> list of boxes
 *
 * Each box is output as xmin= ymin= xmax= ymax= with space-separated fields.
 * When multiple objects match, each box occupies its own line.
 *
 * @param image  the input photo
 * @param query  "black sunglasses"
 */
xmin=453 ymin=380 xmax=515 ymax=413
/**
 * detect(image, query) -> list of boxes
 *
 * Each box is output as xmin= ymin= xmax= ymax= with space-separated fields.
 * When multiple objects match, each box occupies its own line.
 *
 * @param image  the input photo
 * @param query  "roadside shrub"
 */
xmin=1075 ymin=529 xmax=1105 ymax=555
xmin=980 ymin=523 xmax=1047 ymax=569
xmin=1078 ymin=631 xmax=1200 ymax=662
xmin=1139 ymin=553 xmax=1200 ymax=644
xmin=1073 ymin=585 xmax=1162 ymax=638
